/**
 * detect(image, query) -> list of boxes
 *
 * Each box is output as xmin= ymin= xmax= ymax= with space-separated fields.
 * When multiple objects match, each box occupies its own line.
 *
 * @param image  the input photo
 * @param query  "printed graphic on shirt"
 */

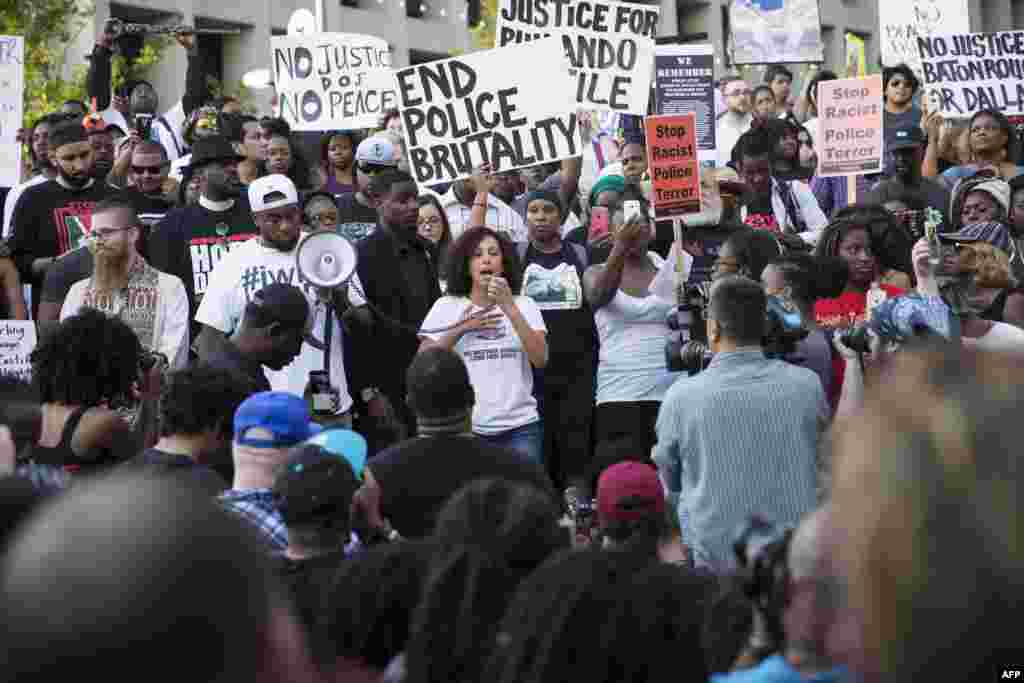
xmin=523 ymin=262 xmax=582 ymax=311
xmin=81 ymin=261 xmax=160 ymax=351
xmin=52 ymin=202 xmax=98 ymax=254
xmin=238 ymin=263 xmax=317 ymax=303
xmin=191 ymin=233 xmax=257 ymax=297
xmin=337 ymin=222 xmax=376 ymax=242
xmin=744 ymin=213 xmax=780 ymax=233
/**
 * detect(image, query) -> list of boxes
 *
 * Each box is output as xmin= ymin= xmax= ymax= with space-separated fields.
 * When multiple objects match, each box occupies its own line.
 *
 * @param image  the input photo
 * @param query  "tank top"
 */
xmin=25 ymin=406 xmax=90 ymax=470
xmin=594 ymin=252 xmax=681 ymax=404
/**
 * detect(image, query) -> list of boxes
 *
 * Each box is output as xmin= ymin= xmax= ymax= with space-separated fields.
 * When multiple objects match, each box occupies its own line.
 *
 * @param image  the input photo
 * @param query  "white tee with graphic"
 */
xmin=522 ymin=262 xmax=583 ymax=311
xmin=420 ymin=295 xmax=546 ymax=435
xmin=195 ymin=237 xmax=364 ymax=413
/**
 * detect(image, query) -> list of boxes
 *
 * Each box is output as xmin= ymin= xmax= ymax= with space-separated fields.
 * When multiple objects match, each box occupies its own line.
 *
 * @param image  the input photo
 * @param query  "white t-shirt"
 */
xmin=970 ymin=321 xmax=1024 ymax=353
xmin=60 ymin=267 xmax=191 ymax=370
xmin=420 ymin=295 xmax=547 ymax=435
xmin=195 ymin=237 xmax=362 ymax=413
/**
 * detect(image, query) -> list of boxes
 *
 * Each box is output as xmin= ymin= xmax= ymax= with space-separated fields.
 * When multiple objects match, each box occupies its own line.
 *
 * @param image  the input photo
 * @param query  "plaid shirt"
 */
xmin=218 ymin=488 xmax=288 ymax=551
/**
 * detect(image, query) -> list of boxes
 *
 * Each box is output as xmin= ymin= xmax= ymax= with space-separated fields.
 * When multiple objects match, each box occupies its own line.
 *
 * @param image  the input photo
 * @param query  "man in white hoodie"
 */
xmin=716 ymin=77 xmax=754 ymax=168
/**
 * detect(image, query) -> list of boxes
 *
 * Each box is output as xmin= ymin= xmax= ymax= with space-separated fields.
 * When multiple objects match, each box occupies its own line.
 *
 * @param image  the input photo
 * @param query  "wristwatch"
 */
xmin=361 ymin=387 xmax=381 ymax=403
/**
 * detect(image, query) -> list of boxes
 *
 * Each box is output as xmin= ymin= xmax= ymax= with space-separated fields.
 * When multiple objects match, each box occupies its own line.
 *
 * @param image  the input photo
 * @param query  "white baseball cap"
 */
xmin=248 ymin=174 xmax=299 ymax=212
xmin=355 ymin=136 xmax=398 ymax=167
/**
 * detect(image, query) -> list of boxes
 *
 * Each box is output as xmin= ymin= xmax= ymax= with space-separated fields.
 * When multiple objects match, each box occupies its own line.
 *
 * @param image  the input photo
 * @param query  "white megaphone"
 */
xmin=295 ymin=231 xmax=358 ymax=290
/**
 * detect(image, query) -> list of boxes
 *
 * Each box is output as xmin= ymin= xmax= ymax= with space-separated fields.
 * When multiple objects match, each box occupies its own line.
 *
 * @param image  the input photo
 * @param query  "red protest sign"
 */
xmin=645 ymin=114 xmax=701 ymax=217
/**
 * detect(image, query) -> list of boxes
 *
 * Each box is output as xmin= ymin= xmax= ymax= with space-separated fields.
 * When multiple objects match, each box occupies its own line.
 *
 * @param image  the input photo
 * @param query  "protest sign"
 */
xmin=880 ymin=0 xmax=968 ymax=80
xmin=495 ymin=0 xmax=659 ymax=115
xmin=729 ymin=0 xmax=823 ymax=65
xmin=272 ymin=33 xmax=396 ymax=131
xmin=816 ymin=75 xmax=883 ymax=177
xmin=0 ymin=320 xmax=35 ymax=383
xmin=918 ymin=31 xmax=1024 ymax=117
xmin=654 ymin=44 xmax=716 ymax=164
xmin=395 ymin=38 xmax=580 ymax=187
xmin=0 ymin=36 xmax=24 ymax=188
xmin=644 ymin=114 xmax=701 ymax=217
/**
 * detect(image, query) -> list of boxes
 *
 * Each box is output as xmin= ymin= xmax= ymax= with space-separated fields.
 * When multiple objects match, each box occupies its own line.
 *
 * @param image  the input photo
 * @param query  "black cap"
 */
xmin=186 ymin=135 xmax=245 ymax=171
xmin=889 ymin=126 xmax=926 ymax=150
xmin=273 ymin=444 xmax=361 ymax=525
xmin=248 ymin=283 xmax=310 ymax=331
xmin=48 ymin=122 xmax=89 ymax=151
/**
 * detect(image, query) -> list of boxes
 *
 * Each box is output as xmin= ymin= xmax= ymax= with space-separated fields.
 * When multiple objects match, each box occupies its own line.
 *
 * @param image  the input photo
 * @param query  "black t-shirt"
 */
xmin=336 ymin=192 xmax=379 ymax=242
xmin=275 ymin=552 xmax=348 ymax=637
xmin=202 ymin=339 xmax=272 ymax=395
xmin=369 ymin=434 xmax=556 ymax=538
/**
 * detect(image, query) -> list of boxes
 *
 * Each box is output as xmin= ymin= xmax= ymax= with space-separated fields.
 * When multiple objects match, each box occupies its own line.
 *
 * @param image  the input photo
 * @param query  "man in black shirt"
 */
xmin=354 ymin=347 xmax=555 ymax=539
xmin=202 ymin=282 xmax=311 ymax=396
xmin=868 ymin=125 xmax=951 ymax=221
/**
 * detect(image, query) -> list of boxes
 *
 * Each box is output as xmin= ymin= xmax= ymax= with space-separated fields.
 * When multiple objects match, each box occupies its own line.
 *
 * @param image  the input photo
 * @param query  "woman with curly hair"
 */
xmin=24 ymin=308 xmax=157 ymax=473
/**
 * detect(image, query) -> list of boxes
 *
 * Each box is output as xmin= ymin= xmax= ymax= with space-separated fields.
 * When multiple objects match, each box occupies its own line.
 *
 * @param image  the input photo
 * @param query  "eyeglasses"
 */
xmin=131 ymin=165 xmax=164 ymax=175
xmin=418 ymin=216 xmax=443 ymax=226
xmin=90 ymin=226 xmax=135 ymax=240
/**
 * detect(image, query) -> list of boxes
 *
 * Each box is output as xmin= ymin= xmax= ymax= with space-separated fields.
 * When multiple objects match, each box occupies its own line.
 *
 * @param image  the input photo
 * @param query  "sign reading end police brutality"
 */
xmin=816 ymin=75 xmax=883 ymax=177
xmin=395 ymin=38 xmax=580 ymax=186
xmin=919 ymin=31 xmax=1024 ymax=116
xmin=272 ymin=33 xmax=396 ymax=131
xmin=496 ymin=0 xmax=659 ymax=115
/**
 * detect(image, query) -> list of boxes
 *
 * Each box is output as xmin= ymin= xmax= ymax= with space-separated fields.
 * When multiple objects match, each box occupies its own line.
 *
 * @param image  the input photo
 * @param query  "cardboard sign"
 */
xmin=918 ymin=31 xmax=1024 ymax=117
xmin=816 ymin=75 xmax=883 ymax=177
xmin=0 ymin=36 xmax=24 ymax=188
xmin=644 ymin=114 xmax=701 ymax=216
xmin=272 ymin=33 xmax=396 ymax=131
xmin=0 ymin=320 xmax=35 ymax=383
xmin=495 ymin=0 xmax=659 ymax=115
xmin=654 ymin=44 xmax=716 ymax=164
xmin=729 ymin=0 xmax=824 ymax=65
xmin=880 ymin=0 xmax=969 ymax=81
xmin=395 ymin=38 xmax=580 ymax=187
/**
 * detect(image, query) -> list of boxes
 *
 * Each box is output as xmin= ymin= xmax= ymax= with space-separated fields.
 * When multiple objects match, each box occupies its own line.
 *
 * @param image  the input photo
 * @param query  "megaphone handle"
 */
xmin=322 ymin=301 xmax=334 ymax=379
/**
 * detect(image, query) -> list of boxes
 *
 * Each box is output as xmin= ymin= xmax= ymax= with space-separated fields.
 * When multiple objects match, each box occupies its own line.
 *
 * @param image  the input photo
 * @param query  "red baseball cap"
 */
xmin=596 ymin=461 xmax=666 ymax=525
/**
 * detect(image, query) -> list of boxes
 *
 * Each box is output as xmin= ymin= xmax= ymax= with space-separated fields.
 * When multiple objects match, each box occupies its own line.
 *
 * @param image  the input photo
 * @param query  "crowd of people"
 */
xmin=0 ymin=19 xmax=1022 ymax=682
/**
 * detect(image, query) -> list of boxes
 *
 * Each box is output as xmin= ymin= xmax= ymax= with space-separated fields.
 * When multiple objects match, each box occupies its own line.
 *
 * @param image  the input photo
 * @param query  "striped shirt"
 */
xmin=441 ymin=189 xmax=527 ymax=243
xmin=653 ymin=349 xmax=828 ymax=572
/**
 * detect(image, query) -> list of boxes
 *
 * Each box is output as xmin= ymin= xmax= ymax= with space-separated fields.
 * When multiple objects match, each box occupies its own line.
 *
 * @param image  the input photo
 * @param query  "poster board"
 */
xmin=644 ymin=114 xmax=701 ymax=217
xmin=394 ymin=38 xmax=580 ymax=187
xmin=729 ymin=0 xmax=824 ymax=65
xmin=880 ymin=0 xmax=969 ymax=81
xmin=816 ymin=75 xmax=883 ymax=177
xmin=918 ymin=31 xmax=1024 ymax=117
xmin=0 ymin=36 xmax=24 ymax=188
xmin=654 ymin=44 xmax=716 ymax=165
xmin=272 ymin=33 xmax=396 ymax=131
xmin=495 ymin=0 xmax=659 ymax=115
xmin=0 ymin=321 xmax=35 ymax=383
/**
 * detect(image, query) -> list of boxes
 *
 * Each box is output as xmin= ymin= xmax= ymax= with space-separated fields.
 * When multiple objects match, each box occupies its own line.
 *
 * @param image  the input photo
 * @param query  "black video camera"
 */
xmin=733 ymin=515 xmax=794 ymax=659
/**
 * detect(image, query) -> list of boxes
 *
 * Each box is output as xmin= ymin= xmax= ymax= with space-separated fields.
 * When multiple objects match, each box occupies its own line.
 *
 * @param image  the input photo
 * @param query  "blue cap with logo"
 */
xmin=304 ymin=429 xmax=368 ymax=480
xmin=234 ymin=391 xmax=322 ymax=448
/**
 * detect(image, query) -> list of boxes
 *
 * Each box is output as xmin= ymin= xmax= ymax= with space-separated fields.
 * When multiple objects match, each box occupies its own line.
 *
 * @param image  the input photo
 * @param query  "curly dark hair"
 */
xmin=767 ymin=252 xmax=849 ymax=307
xmin=721 ymin=229 xmax=784 ymax=282
xmin=444 ymin=227 xmax=523 ymax=297
xmin=819 ymin=204 xmax=914 ymax=280
xmin=258 ymin=134 xmax=319 ymax=191
xmin=158 ymin=363 xmax=256 ymax=439
xmin=319 ymin=129 xmax=362 ymax=169
xmin=31 ymin=308 xmax=141 ymax=407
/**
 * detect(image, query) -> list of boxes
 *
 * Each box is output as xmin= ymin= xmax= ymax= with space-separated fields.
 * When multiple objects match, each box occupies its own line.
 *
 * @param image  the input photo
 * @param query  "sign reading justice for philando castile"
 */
xmin=395 ymin=37 xmax=581 ymax=187
xmin=272 ymin=33 xmax=397 ymax=131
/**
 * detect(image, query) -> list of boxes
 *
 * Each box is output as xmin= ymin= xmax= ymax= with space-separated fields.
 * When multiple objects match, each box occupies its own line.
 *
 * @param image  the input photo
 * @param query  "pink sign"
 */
xmin=816 ymin=75 xmax=883 ymax=177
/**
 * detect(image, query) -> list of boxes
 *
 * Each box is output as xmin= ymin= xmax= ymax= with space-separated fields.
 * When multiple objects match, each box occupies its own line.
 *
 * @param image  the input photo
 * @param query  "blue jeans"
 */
xmin=477 ymin=420 xmax=543 ymax=464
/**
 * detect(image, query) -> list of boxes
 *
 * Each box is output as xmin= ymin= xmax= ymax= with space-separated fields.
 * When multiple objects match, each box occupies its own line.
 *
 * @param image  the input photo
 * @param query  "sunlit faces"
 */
xmin=54 ymin=141 xmax=95 ymax=187
xmin=968 ymin=114 xmax=1007 ymax=155
xmin=254 ymin=204 xmax=302 ymax=252
xmin=267 ymin=136 xmax=293 ymax=175
xmin=738 ymin=154 xmax=772 ymax=195
xmin=418 ymin=203 xmax=445 ymax=243
xmin=960 ymin=190 xmax=1001 ymax=226
xmin=470 ymin=236 xmax=505 ymax=287
xmin=620 ymin=143 xmax=647 ymax=181
xmin=88 ymin=208 xmax=138 ymax=262
xmin=723 ymin=80 xmax=753 ymax=115
xmin=884 ymin=74 xmax=915 ymax=107
xmin=526 ymin=198 xmax=560 ymax=244
xmin=836 ymin=228 xmax=877 ymax=288
xmin=129 ymin=151 xmax=167 ymax=194
xmin=753 ymin=88 xmax=776 ymax=118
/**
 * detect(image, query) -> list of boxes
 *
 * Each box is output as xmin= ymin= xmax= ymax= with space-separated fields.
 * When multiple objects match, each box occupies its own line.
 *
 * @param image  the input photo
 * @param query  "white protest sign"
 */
xmin=395 ymin=38 xmax=580 ymax=187
xmin=495 ymin=0 xmax=659 ymax=115
xmin=0 ymin=36 xmax=25 ymax=188
xmin=918 ymin=31 xmax=1024 ymax=117
xmin=880 ymin=0 xmax=968 ymax=79
xmin=272 ymin=33 xmax=396 ymax=131
xmin=0 ymin=321 xmax=35 ymax=383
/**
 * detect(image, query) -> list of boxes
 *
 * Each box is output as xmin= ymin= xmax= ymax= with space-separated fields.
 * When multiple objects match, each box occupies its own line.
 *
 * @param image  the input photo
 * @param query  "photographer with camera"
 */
xmin=654 ymin=276 xmax=827 ymax=573
xmin=712 ymin=509 xmax=847 ymax=683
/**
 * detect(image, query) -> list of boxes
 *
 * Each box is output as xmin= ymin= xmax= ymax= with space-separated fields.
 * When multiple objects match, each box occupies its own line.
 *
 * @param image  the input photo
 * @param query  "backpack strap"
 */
xmin=155 ymin=116 xmax=183 ymax=157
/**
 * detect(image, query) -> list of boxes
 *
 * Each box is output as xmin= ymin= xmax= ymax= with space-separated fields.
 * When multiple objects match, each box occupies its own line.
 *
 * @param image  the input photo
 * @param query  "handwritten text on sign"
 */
xmin=272 ymin=33 xmax=396 ymax=131
xmin=919 ymin=31 xmax=1024 ymax=117
xmin=880 ymin=0 xmax=968 ymax=77
xmin=0 ymin=36 xmax=24 ymax=188
xmin=644 ymin=114 xmax=701 ymax=217
xmin=395 ymin=38 xmax=579 ymax=186
xmin=0 ymin=321 xmax=35 ymax=383
xmin=816 ymin=76 xmax=883 ymax=177
xmin=495 ymin=0 xmax=659 ymax=115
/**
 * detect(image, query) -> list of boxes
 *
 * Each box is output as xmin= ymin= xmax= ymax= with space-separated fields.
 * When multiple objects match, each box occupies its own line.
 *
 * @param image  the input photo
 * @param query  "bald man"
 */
xmin=0 ymin=472 xmax=319 ymax=682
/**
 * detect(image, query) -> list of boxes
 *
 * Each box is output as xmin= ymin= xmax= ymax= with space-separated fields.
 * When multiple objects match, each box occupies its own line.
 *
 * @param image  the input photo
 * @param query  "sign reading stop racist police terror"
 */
xmin=816 ymin=75 xmax=883 ymax=177
xmin=495 ymin=0 xmax=659 ymax=115
xmin=272 ymin=33 xmax=396 ymax=131
xmin=918 ymin=31 xmax=1024 ymax=116
xmin=395 ymin=38 xmax=580 ymax=187
xmin=644 ymin=114 xmax=701 ymax=217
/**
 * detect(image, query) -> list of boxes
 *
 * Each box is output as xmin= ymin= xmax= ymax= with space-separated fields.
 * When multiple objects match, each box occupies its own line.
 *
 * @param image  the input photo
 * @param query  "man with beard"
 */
xmin=196 ymin=175 xmax=356 ymax=427
xmin=87 ymin=120 xmax=116 ymax=183
xmin=716 ymin=76 xmax=754 ymax=167
xmin=868 ymin=126 xmax=950 ymax=218
xmin=8 ymin=121 xmax=120 ymax=317
xmin=59 ymin=198 xmax=190 ymax=369
xmin=149 ymin=136 xmax=257 ymax=319
xmin=2 ymin=113 xmax=64 ymax=239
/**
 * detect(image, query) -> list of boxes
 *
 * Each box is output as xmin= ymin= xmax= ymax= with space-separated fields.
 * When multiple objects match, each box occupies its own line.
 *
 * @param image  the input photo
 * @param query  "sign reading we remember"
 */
xmin=918 ymin=31 xmax=1024 ymax=117
xmin=395 ymin=38 xmax=580 ymax=187
xmin=816 ymin=75 xmax=883 ymax=177
xmin=644 ymin=114 xmax=701 ymax=217
xmin=654 ymin=44 xmax=716 ymax=164
xmin=0 ymin=36 xmax=24 ymax=188
xmin=0 ymin=321 xmax=35 ymax=383
xmin=495 ymin=0 xmax=659 ymax=115
xmin=272 ymin=33 xmax=396 ymax=131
